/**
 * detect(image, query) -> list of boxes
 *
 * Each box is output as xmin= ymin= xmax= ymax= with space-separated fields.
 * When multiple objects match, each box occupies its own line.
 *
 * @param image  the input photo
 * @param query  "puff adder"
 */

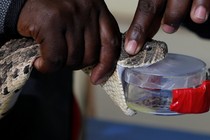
xmin=0 ymin=34 xmax=168 ymax=119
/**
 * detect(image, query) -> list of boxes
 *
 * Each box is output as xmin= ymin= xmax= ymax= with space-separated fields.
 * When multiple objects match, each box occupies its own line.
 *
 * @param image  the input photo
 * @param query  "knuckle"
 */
xmin=44 ymin=7 xmax=65 ymax=23
xmin=46 ymin=56 xmax=65 ymax=71
xmin=109 ymin=37 xmax=121 ymax=49
xmin=47 ymin=9 xmax=61 ymax=21
xmin=138 ymin=0 xmax=156 ymax=14
xmin=129 ymin=23 xmax=144 ymax=40
xmin=102 ymin=37 xmax=121 ymax=59
xmin=102 ymin=34 xmax=121 ymax=50
xmin=132 ymin=23 xmax=144 ymax=34
xmin=137 ymin=0 xmax=166 ymax=15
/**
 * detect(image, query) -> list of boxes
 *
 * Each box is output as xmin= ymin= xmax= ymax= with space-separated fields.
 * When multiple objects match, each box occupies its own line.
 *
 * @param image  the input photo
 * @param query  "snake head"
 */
xmin=118 ymin=39 xmax=168 ymax=68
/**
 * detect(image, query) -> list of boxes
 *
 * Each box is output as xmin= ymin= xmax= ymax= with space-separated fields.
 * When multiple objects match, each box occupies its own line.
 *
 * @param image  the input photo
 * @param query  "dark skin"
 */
xmin=125 ymin=0 xmax=210 ymax=55
xmin=17 ymin=0 xmax=210 ymax=84
xmin=17 ymin=0 xmax=121 ymax=84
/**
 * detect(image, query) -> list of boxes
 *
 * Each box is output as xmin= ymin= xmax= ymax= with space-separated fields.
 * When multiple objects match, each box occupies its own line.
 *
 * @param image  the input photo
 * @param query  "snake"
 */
xmin=0 ymin=34 xmax=168 ymax=119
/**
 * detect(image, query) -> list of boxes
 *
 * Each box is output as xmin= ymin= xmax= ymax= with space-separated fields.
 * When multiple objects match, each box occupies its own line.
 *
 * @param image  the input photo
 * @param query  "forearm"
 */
xmin=0 ymin=0 xmax=25 ymax=36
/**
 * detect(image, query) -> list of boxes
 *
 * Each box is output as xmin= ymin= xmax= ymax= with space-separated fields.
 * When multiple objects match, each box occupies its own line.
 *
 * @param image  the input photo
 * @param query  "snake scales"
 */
xmin=0 ymin=34 xmax=167 ymax=119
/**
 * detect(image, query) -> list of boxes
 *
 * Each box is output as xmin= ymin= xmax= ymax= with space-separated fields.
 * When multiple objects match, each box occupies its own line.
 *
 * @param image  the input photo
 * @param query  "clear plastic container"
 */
xmin=123 ymin=53 xmax=206 ymax=115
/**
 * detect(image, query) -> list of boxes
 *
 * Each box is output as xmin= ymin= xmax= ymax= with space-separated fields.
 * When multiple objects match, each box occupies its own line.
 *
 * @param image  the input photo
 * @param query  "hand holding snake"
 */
xmin=17 ymin=0 xmax=121 ymax=84
xmin=125 ymin=0 xmax=210 ymax=55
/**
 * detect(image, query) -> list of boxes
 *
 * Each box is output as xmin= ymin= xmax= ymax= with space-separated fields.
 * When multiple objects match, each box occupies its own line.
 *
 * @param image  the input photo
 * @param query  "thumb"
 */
xmin=125 ymin=0 xmax=164 ymax=55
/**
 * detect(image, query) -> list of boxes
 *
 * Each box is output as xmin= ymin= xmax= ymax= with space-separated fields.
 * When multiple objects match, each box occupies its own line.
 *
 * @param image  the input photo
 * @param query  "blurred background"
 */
xmin=73 ymin=0 xmax=210 ymax=140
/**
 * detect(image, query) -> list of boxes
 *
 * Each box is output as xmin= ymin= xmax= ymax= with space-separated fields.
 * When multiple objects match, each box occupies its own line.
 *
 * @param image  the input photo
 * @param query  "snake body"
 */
xmin=0 ymin=35 xmax=167 ymax=119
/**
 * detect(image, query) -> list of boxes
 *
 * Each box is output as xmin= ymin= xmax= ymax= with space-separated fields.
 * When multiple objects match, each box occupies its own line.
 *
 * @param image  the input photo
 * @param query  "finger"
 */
xmin=83 ymin=11 xmax=101 ymax=67
xmin=125 ymin=0 xmax=165 ymax=55
xmin=90 ymin=8 xmax=121 ymax=84
xmin=190 ymin=0 xmax=210 ymax=24
xmin=162 ymin=0 xmax=191 ymax=33
xmin=65 ymin=27 xmax=85 ymax=70
xmin=34 ymin=28 xmax=67 ymax=73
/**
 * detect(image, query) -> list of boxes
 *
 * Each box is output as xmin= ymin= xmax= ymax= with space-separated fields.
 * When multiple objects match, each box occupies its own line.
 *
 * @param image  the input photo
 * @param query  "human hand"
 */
xmin=125 ymin=0 xmax=210 ymax=55
xmin=17 ymin=0 xmax=121 ymax=84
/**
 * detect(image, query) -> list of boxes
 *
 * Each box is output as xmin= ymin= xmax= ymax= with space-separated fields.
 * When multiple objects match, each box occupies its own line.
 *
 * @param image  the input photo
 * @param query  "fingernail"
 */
xmin=162 ymin=24 xmax=176 ymax=33
xmin=195 ymin=6 xmax=208 ymax=22
xmin=94 ymin=78 xmax=106 ymax=85
xmin=125 ymin=40 xmax=139 ymax=55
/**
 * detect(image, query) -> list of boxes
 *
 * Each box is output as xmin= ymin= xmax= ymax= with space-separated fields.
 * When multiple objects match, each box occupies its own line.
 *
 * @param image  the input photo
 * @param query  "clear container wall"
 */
xmin=123 ymin=53 xmax=207 ymax=116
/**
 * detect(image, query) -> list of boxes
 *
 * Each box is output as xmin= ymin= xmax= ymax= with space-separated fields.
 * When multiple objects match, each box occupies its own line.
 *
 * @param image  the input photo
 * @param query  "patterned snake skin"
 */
xmin=0 ymin=34 xmax=168 ymax=119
